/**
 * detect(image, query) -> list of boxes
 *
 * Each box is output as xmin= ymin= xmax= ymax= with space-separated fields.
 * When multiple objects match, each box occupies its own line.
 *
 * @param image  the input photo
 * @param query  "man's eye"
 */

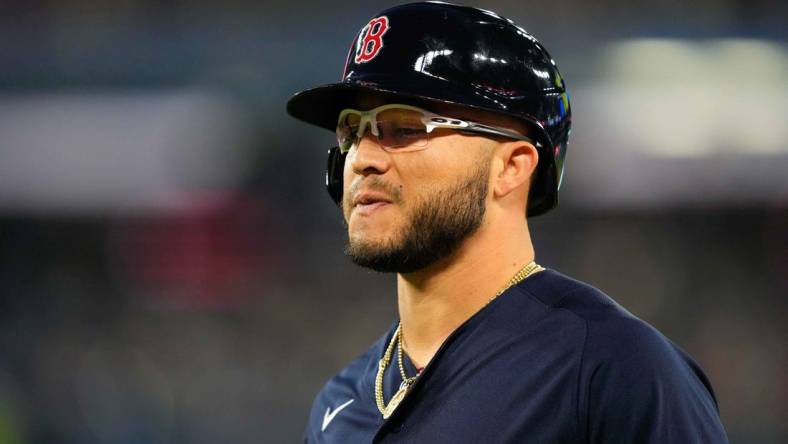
xmin=394 ymin=127 xmax=423 ymax=137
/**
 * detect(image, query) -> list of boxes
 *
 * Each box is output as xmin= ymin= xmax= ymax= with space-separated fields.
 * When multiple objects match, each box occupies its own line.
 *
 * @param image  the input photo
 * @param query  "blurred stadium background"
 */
xmin=0 ymin=0 xmax=786 ymax=442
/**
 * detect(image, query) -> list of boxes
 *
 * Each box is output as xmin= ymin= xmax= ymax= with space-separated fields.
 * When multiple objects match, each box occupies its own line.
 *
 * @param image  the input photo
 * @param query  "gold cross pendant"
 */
xmin=382 ymin=381 xmax=410 ymax=419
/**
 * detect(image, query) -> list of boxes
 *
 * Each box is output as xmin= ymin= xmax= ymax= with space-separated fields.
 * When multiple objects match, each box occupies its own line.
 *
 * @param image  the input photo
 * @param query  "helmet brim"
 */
xmin=287 ymin=76 xmax=556 ymax=136
xmin=287 ymin=79 xmax=474 ymax=132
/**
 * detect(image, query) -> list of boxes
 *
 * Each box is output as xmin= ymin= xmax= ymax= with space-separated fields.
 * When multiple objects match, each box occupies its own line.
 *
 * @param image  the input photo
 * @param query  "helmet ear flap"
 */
xmin=326 ymin=146 xmax=346 ymax=206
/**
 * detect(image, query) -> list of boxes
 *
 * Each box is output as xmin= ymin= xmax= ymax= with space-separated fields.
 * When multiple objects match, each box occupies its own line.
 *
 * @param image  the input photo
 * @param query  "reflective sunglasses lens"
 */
xmin=375 ymin=109 xmax=429 ymax=149
xmin=337 ymin=113 xmax=361 ymax=152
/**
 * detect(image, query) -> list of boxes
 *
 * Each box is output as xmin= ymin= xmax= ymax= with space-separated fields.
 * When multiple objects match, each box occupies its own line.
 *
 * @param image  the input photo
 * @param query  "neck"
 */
xmin=396 ymin=217 xmax=535 ymax=369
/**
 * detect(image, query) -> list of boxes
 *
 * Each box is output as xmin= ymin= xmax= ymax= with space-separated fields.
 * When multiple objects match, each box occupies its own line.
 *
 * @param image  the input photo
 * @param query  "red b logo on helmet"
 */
xmin=355 ymin=16 xmax=390 ymax=63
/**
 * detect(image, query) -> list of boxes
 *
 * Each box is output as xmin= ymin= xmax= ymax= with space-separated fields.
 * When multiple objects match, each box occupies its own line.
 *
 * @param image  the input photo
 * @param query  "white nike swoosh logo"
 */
xmin=322 ymin=398 xmax=354 ymax=432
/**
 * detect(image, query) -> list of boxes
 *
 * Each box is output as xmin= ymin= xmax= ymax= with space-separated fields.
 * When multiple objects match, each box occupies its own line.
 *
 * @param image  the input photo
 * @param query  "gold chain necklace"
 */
xmin=397 ymin=331 xmax=418 ymax=386
xmin=374 ymin=261 xmax=544 ymax=418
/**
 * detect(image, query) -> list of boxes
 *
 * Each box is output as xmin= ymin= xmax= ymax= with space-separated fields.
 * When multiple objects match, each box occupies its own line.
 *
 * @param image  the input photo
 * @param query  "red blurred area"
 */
xmin=109 ymin=192 xmax=279 ymax=310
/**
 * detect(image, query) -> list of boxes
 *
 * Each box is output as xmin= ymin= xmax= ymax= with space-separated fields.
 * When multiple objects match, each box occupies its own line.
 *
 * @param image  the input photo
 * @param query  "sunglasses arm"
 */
xmin=424 ymin=116 xmax=542 ymax=147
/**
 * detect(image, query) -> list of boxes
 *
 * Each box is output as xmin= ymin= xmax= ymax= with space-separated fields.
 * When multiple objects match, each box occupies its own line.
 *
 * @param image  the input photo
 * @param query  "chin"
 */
xmin=348 ymin=229 xmax=395 ymax=251
xmin=348 ymin=209 xmax=399 ymax=236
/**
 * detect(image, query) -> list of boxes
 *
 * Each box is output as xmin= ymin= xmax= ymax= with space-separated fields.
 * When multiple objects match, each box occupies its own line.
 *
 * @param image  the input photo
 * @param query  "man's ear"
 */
xmin=492 ymin=141 xmax=539 ymax=199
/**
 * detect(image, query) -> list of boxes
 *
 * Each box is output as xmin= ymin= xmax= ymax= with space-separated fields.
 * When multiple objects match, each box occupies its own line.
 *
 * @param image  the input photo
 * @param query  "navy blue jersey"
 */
xmin=305 ymin=269 xmax=728 ymax=443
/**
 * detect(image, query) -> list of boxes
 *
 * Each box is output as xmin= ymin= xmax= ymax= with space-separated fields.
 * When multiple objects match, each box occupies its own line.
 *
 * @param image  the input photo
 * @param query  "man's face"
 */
xmin=341 ymin=105 xmax=495 ymax=274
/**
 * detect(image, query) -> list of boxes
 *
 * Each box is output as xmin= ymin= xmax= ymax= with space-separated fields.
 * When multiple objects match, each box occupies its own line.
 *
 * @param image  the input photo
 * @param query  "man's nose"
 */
xmin=349 ymin=133 xmax=391 ymax=176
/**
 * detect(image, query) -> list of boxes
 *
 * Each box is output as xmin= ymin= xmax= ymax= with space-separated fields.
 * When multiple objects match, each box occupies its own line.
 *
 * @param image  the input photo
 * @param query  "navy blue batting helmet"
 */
xmin=286 ymin=1 xmax=571 ymax=217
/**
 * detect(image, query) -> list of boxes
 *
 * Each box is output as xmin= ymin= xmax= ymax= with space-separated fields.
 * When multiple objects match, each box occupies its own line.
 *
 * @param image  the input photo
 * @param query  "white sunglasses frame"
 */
xmin=336 ymin=103 xmax=541 ymax=154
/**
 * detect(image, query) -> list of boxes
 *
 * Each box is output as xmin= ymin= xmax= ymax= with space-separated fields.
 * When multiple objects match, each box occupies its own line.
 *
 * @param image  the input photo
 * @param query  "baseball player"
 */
xmin=287 ymin=2 xmax=729 ymax=442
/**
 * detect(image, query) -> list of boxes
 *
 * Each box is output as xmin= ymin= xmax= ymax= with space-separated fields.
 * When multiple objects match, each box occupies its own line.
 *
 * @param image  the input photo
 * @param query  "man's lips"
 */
xmin=350 ymin=191 xmax=394 ymax=216
xmin=352 ymin=192 xmax=393 ymax=208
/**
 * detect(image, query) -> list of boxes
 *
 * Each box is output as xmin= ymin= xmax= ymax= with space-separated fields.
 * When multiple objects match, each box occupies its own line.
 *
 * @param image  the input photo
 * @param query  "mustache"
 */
xmin=345 ymin=176 xmax=403 ymax=207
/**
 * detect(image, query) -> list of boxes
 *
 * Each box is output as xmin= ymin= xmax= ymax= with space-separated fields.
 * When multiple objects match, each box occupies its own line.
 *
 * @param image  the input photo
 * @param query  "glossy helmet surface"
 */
xmin=286 ymin=1 xmax=571 ymax=216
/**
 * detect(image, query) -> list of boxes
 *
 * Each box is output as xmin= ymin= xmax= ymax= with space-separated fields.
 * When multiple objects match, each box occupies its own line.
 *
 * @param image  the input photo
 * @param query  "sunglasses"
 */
xmin=336 ymin=104 xmax=540 ymax=154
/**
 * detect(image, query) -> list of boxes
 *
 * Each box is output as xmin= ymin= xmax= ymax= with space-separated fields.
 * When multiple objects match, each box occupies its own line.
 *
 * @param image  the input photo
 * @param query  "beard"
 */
xmin=343 ymin=164 xmax=489 ymax=273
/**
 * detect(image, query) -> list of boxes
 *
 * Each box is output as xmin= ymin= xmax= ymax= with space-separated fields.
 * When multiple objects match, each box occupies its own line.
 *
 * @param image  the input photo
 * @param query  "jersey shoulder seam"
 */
xmin=517 ymin=282 xmax=593 ymax=442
